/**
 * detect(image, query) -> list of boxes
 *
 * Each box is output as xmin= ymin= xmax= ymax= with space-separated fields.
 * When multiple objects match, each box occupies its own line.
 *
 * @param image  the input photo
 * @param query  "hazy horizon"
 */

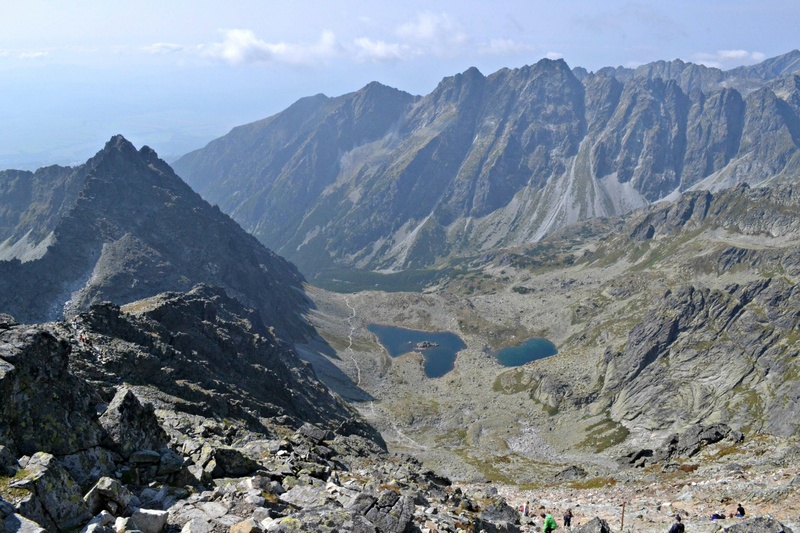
xmin=2 ymin=0 xmax=798 ymax=171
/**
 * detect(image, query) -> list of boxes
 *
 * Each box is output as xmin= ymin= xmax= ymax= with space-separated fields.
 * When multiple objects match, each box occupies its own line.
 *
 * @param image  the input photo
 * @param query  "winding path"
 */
xmin=344 ymin=297 xmax=363 ymax=387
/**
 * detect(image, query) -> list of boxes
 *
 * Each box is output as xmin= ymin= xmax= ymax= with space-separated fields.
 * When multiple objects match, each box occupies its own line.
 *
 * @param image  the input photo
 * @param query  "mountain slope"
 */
xmin=0 ymin=135 xmax=309 ymax=339
xmin=299 ymin=179 xmax=800 ymax=485
xmin=174 ymin=51 xmax=800 ymax=278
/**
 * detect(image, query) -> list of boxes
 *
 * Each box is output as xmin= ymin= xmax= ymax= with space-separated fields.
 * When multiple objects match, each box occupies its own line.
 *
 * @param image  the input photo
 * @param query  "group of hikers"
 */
xmin=709 ymin=503 xmax=746 ymax=521
xmin=519 ymin=502 xmax=572 ymax=532
xmin=519 ymin=501 xmax=746 ymax=531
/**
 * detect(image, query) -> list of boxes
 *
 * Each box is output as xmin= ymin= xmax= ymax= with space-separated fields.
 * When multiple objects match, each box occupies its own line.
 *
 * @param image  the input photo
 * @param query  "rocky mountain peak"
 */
xmin=173 ymin=50 xmax=800 ymax=277
xmin=0 ymin=137 xmax=312 ymax=340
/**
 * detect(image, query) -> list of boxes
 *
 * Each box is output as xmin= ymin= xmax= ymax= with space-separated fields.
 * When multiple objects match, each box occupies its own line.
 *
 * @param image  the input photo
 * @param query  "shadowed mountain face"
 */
xmin=173 ymin=51 xmax=800 ymax=278
xmin=0 ymin=136 xmax=310 ymax=340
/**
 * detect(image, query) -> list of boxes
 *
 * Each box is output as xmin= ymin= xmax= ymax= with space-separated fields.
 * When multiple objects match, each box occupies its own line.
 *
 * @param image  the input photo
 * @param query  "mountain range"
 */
xmin=0 ymin=135 xmax=309 ymax=339
xmin=174 ymin=50 xmax=800 ymax=279
xmin=4 ymin=51 xmax=800 ymax=531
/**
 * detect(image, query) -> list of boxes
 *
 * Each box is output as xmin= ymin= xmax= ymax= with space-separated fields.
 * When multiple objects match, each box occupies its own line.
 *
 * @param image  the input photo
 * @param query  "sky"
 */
xmin=1 ymin=0 xmax=798 ymax=170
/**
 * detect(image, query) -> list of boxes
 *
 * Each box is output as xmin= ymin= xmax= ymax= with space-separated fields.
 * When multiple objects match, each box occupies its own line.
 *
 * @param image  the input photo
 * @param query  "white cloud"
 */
xmin=545 ymin=52 xmax=564 ymax=61
xmin=353 ymin=37 xmax=415 ymax=63
xmin=17 ymin=51 xmax=49 ymax=60
xmin=143 ymin=42 xmax=184 ymax=54
xmin=479 ymin=38 xmax=536 ymax=57
xmin=692 ymin=49 xmax=767 ymax=69
xmin=204 ymin=29 xmax=339 ymax=65
xmin=395 ymin=12 xmax=468 ymax=56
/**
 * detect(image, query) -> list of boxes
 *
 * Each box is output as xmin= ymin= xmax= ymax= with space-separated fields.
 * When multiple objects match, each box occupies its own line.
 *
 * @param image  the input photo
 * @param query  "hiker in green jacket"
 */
xmin=541 ymin=512 xmax=558 ymax=533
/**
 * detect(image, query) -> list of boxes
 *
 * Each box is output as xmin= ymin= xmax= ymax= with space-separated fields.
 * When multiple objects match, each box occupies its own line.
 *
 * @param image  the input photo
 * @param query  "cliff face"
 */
xmin=0 ymin=136 xmax=309 ymax=340
xmin=173 ymin=51 xmax=800 ymax=277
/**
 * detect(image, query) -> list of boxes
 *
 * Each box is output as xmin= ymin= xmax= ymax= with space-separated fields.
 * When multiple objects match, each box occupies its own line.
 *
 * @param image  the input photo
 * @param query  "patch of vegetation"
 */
xmin=0 ymin=468 xmax=33 ymax=502
xmin=505 ymin=242 xmax=577 ymax=273
xmin=492 ymin=369 xmax=533 ymax=395
xmin=713 ymin=444 xmax=744 ymax=459
xmin=311 ymin=267 xmax=456 ymax=293
xmin=512 ymin=286 xmax=535 ymax=294
xmin=579 ymin=417 xmax=630 ymax=452
xmin=568 ymin=476 xmax=617 ymax=489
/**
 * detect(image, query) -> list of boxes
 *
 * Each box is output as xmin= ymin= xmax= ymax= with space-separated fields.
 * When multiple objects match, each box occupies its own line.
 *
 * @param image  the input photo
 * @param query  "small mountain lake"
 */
xmin=367 ymin=324 xmax=466 ymax=378
xmin=494 ymin=337 xmax=558 ymax=367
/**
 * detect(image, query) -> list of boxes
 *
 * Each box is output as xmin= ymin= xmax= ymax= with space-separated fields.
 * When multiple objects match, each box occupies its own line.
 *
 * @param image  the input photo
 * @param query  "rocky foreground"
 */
xmin=2 ymin=285 xmax=800 ymax=532
xmin=0 ymin=286 xmax=541 ymax=533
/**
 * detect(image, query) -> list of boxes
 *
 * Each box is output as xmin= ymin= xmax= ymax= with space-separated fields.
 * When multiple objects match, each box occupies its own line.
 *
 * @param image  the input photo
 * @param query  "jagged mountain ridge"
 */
xmin=173 ymin=50 xmax=800 ymax=277
xmin=0 ymin=135 xmax=309 ymax=339
xmin=491 ymin=181 xmax=800 ymax=441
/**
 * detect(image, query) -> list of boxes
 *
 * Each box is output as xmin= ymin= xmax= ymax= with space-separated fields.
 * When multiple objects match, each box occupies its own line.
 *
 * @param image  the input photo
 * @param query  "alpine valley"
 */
xmin=2 ymin=51 xmax=800 ymax=533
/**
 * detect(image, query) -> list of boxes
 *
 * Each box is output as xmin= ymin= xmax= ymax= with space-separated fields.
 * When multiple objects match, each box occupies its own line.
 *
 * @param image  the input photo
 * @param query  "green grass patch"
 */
xmin=579 ymin=417 xmax=630 ymax=452
xmin=568 ymin=476 xmax=617 ymax=489
xmin=310 ymin=267 xmax=456 ymax=293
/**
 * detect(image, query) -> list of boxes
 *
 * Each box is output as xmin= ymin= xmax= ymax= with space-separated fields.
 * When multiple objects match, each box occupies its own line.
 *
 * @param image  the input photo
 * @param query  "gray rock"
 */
xmin=553 ymin=465 xmax=588 ymax=481
xmin=179 ymin=518 xmax=215 ymax=533
xmin=229 ymin=518 xmax=263 ymax=533
xmin=83 ymin=476 xmax=133 ymax=516
xmin=9 ymin=451 xmax=92 ymax=531
xmin=99 ymin=388 xmax=168 ymax=461
xmin=364 ymin=491 xmax=415 ymax=533
xmin=130 ymin=450 xmax=162 ymax=465
xmin=269 ymin=508 xmax=378 ymax=533
xmin=208 ymin=447 xmax=261 ymax=478
xmin=79 ymin=511 xmax=116 ymax=533
xmin=296 ymin=423 xmax=330 ymax=444
xmin=572 ymin=517 xmax=613 ymax=533
xmin=0 ymin=315 xmax=17 ymax=330
xmin=60 ymin=446 xmax=120 ymax=490
xmin=0 ymin=446 xmax=17 ymax=476
xmin=0 ymin=328 xmax=104 ymax=456
xmin=723 ymin=516 xmax=794 ymax=533
xmin=2 ymin=513 xmax=46 ymax=533
xmin=279 ymin=484 xmax=332 ymax=508
xmin=157 ymin=449 xmax=186 ymax=476
xmin=474 ymin=498 xmax=522 ymax=533
xmin=129 ymin=509 xmax=169 ymax=533
xmin=677 ymin=423 xmax=731 ymax=457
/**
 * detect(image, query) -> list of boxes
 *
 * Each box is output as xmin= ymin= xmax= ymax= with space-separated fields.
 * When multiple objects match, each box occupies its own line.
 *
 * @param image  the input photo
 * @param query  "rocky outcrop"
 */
xmin=0 ymin=136 xmax=310 ymax=341
xmin=600 ymin=278 xmax=800 ymax=436
xmin=98 ymin=389 xmax=168 ymax=460
xmin=0 ymin=325 xmax=104 ymax=457
xmin=723 ymin=516 xmax=795 ymax=532
xmin=3 ymin=288 xmax=535 ymax=532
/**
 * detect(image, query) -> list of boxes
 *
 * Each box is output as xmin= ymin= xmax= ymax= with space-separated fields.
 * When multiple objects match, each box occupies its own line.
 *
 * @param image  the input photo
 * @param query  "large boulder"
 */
xmin=83 ymin=477 xmax=133 ymax=516
xmin=676 ymin=424 xmax=731 ymax=457
xmin=206 ymin=447 xmax=261 ymax=478
xmin=98 ymin=388 xmax=168 ymax=460
xmin=129 ymin=509 xmax=169 ymax=533
xmin=553 ymin=465 xmax=588 ymax=482
xmin=0 ymin=446 xmax=17 ymax=476
xmin=60 ymin=446 xmax=120 ymax=490
xmin=6 ymin=452 xmax=92 ymax=531
xmin=0 ymin=328 xmax=104 ymax=456
xmin=723 ymin=516 xmax=794 ymax=533
xmin=572 ymin=517 xmax=613 ymax=533
xmin=363 ymin=490 xmax=415 ymax=533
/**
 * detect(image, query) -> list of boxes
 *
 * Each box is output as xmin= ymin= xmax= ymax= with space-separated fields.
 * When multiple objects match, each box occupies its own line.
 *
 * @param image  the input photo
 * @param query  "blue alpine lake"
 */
xmin=494 ymin=337 xmax=558 ymax=367
xmin=367 ymin=324 xmax=466 ymax=378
